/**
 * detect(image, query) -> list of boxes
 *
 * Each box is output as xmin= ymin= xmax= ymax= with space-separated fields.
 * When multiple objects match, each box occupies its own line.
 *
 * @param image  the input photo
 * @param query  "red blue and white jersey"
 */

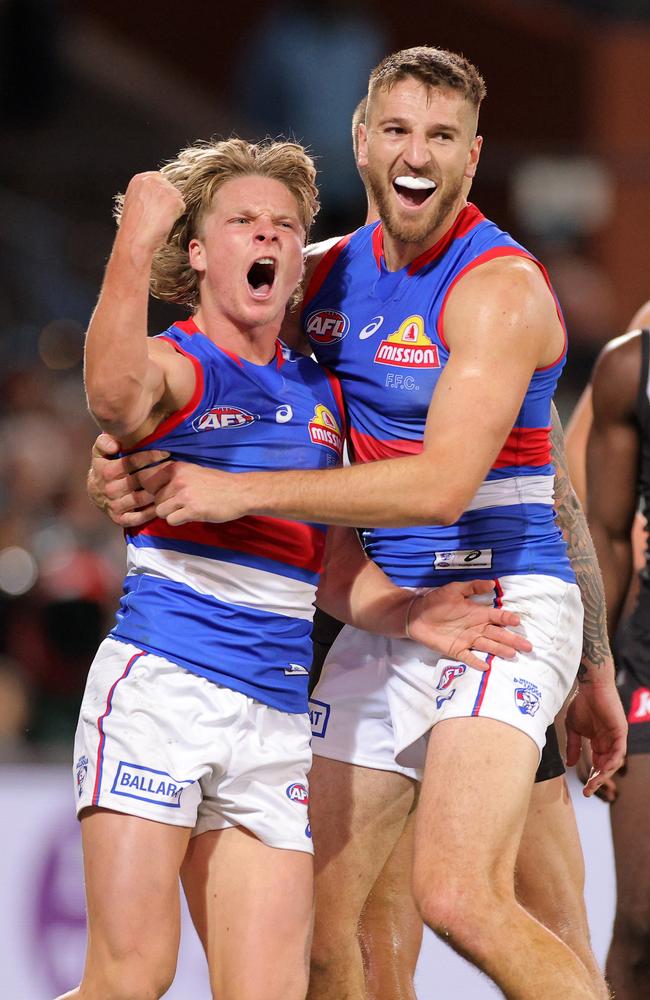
xmin=302 ymin=203 xmax=574 ymax=588
xmin=110 ymin=318 xmax=345 ymax=713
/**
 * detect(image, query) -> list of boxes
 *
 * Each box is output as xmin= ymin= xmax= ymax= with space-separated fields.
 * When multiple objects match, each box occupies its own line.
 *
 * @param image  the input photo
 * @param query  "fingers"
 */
xmin=136 ymin=461 xmax=175 ymax=493
xmin=457 ymin=579 xmax=495 ymax=597
xmin=115 ymin=504 xmax=157 ymax=528
xmin=582 ymin=740 xmax=626 ymax=798
xmin=92 ymin=432 xmax=121 ymax=458
xmin=483 ymin=618 xmax=532 ymax=653
xmin=123 ymin=449 xmax=171 ymax=474
xmin=457 ymin=649 xmax=491 ymax=672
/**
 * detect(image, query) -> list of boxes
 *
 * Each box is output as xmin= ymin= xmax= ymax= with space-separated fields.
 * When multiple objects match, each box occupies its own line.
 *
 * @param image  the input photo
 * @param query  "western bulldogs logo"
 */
xmin=286 ymin=782 xmax=309 ymax=805
xmin=192 ymin=406 xmax=259 ymax=431
xmin=306 ymin=309 xmax=350 ymax=345
xmin=514 ymin=678 xmax=542 ymax=716
xmin=75 ymin=755 xmax=88 ymax=798
xmin=437 ymin=664 xmax=467 ymax=690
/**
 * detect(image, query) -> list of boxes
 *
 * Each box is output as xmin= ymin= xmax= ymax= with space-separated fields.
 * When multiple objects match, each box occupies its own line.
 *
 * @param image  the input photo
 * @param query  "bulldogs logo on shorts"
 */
xmin=514 ymin=678 xmax=542 ymax=716
xmin=75 ymin=755 xmax=88 ymax=798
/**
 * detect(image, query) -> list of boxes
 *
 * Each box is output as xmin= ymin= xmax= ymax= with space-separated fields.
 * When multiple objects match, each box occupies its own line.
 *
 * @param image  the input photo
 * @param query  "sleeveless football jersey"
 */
xmin=302 ymin=203 xmax=574 ymax=588
xmin=110 ymin=318 xmax=345 ymax=713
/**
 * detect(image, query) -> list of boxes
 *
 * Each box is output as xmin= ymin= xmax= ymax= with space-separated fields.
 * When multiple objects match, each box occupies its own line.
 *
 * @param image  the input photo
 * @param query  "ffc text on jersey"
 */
xmin=374 ymin=315 xmax=441 ymax=369
xmin=306 ymin=309 xmax=350 ymax=345
xmin=308 ymin=404 xmax=343 ymax=455
xmin=192 ymin=405 xmax=259 ymax=431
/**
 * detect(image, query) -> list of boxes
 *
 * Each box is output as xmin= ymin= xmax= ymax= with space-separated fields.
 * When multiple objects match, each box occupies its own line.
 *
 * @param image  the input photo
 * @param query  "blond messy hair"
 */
xmin=114 ymin=137 xmax=320 ymax=309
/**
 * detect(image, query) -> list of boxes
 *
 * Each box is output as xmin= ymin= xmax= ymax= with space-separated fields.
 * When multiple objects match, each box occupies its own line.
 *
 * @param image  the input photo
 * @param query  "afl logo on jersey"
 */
xmin=374 ymin=315 xmax=440 ymax=369
xmin=305 ymin=309 xmax=350 ymax=345
xmin=192 ymin=406 xmax=259 ymax=431
xmin=308 ymin=404 xmax=343 ymax=455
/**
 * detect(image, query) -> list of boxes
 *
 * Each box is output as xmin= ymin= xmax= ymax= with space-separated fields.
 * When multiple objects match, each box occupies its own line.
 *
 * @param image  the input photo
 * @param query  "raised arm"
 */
xmin=141 ymin=255 xmax=564 ymax=528
xmin=84 ymin=172 xmax=195 ymax=442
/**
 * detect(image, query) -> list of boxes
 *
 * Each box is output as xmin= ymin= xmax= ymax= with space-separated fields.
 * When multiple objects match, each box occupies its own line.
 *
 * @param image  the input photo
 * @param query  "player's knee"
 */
xmin=413 ymin=876 xmax=508 ymax=960
xmin=91 ymin=954 xmax=177 ymax=1000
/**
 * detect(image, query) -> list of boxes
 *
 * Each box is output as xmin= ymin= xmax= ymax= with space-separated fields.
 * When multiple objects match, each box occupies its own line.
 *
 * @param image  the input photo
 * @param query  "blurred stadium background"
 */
xmin=1 ymin=0 xmax=648 ymax=995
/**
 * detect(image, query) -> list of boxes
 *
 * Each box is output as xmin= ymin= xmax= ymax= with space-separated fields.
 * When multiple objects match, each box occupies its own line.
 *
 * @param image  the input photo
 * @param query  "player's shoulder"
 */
xmin=594 ymin=329 xmax=643 ymax=384
xmin=591 ymin=329 xmax=644 ymax=419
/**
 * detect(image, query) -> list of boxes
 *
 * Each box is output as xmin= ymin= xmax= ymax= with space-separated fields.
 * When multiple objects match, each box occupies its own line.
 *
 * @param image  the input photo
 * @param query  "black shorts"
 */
xmin=614 ymin=589 xmax=650 ymax=755
xmin=310 ymin=609 xmax=564 ymax=783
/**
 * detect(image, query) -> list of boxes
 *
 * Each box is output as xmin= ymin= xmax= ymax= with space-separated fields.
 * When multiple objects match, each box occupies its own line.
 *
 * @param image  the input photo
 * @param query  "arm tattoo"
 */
xmin=550 ymin=404 xmax=612 ymax=681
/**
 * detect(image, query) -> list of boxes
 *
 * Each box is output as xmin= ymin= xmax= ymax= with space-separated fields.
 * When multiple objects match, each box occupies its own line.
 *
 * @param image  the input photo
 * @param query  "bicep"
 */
xmin=587 ymin=365 xmax=639 ymax=538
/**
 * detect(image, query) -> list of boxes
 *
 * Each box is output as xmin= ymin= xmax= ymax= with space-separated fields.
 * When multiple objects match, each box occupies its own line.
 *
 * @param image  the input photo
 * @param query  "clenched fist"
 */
xmin=117 ymin=172 xmax=186 ymax=255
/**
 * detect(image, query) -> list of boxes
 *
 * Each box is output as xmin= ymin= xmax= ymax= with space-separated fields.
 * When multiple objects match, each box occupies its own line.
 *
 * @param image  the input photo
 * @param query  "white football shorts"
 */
xmin=310 ymin=575 xmax=583 ymax=780
xmin=74 ymin=638 xmax=313 ymax=853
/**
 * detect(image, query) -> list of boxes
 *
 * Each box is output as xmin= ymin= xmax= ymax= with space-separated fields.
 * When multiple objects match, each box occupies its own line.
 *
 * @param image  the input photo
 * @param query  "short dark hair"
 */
xmin=368 ymin=46 xmax=486 ymax=110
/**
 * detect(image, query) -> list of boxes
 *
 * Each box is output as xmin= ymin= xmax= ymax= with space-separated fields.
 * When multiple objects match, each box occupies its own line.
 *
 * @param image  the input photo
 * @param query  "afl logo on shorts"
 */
xmin=305 ymin=309 xmax=350 ymax=345
xmin=374 ymin=315 xmax=440 ymax=369
xmin=437 ymin=664 xmax=467 ymax=691
xmin=286 ymin=782 xmax=309 ymax=805
xmin=192 ymin=406 xmax=259 ymax=431
xmin=308 ymin=404 xmax=343 ymax=455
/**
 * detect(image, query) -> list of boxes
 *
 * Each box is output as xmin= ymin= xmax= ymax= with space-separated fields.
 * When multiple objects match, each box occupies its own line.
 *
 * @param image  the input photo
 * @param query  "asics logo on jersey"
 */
xmin=308 ymin=404 xmax=343 ymax=455
xmin=193 ymin=406 xmax=259 ymax=431
xmin=374 ymin=315 xmax=440 ymax=369
xmin=276 ymin=404 xmax=293 ymax=423
xmin=286 ymin=782 xmax=309 ymax=804
xmin=359 ymin=315 xmax=385 ymax=340
xmin=629 ymin=687 xmax=650 ymax=723
xmin=305 ymin=309 xmax=350 ymax=345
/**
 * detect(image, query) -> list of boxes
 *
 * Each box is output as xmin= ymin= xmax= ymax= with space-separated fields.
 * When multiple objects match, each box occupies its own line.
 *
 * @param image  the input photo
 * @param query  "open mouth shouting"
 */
xmin=392 ymin=175 xmax=437 ymax=209
xmin=247 ymin=257 xmax=277 ymax=299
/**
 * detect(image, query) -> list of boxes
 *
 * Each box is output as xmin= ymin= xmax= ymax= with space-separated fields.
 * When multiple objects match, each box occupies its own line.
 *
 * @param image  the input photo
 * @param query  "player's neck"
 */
xmin=381 ymin=197 xmax=467 ymax=272
xmin=193 ymin=306 xmax=281 ymax=365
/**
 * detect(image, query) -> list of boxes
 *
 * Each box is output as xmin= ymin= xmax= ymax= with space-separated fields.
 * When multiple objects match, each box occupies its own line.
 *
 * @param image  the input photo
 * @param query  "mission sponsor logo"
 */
xmin=305 ymin=309 xmax=350 ymax=345
xmin=374 ymin=315 xmax=440 ymax=369
xmin=192 ymin=406 xmax=259 ymax=431
xmin=308 ymin=404 xmax=343 ymax=455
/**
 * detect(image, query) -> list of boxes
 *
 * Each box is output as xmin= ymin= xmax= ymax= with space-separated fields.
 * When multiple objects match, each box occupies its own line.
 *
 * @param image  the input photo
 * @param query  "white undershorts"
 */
xmin=74 ymin=638 xmax=313 ymax=853
xmin=310 ymin=575 xmax=582 ymax=781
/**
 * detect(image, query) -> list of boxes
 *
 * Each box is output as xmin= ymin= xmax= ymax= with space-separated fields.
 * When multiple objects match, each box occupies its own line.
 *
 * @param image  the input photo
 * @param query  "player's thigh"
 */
xmin=515 ymin=775 xmax=588 ymax=931
xmin=182 ymin=826 xmax=313 ymax=999
xmin=81 ymin=806 xmax=190 ymax=961
xmin=414 ymin=717 xmax=539 ymax=900
xmin=310 ymin=755 xmax=416 ymax=926
xmin=610 ymin=755 xmax=650 ymax=921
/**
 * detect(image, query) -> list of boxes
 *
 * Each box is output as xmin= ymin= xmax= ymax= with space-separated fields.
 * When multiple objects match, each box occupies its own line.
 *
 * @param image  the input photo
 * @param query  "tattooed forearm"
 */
xmin=550 ymin=403 xmax=613 ymax=681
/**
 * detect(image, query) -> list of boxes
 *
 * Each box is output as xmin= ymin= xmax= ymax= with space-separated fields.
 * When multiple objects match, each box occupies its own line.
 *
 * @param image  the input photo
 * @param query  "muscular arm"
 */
xmin=316 ymin=526 xmax=532 ymax=670
xmin=550 ymin=402 xmax=615 ymax=683
xmin=84 ymin=173 xmax=195 ymax=442
xmin=147 ymin=256 xmax=565 ymax=528
xmin=586 ymin=333 xmax=641 ymax=637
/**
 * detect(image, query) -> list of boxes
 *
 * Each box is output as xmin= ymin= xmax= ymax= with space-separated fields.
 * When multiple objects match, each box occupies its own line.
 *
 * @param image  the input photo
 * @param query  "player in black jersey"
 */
xmin=568 ymin=299 xmax=650 ymax=1000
